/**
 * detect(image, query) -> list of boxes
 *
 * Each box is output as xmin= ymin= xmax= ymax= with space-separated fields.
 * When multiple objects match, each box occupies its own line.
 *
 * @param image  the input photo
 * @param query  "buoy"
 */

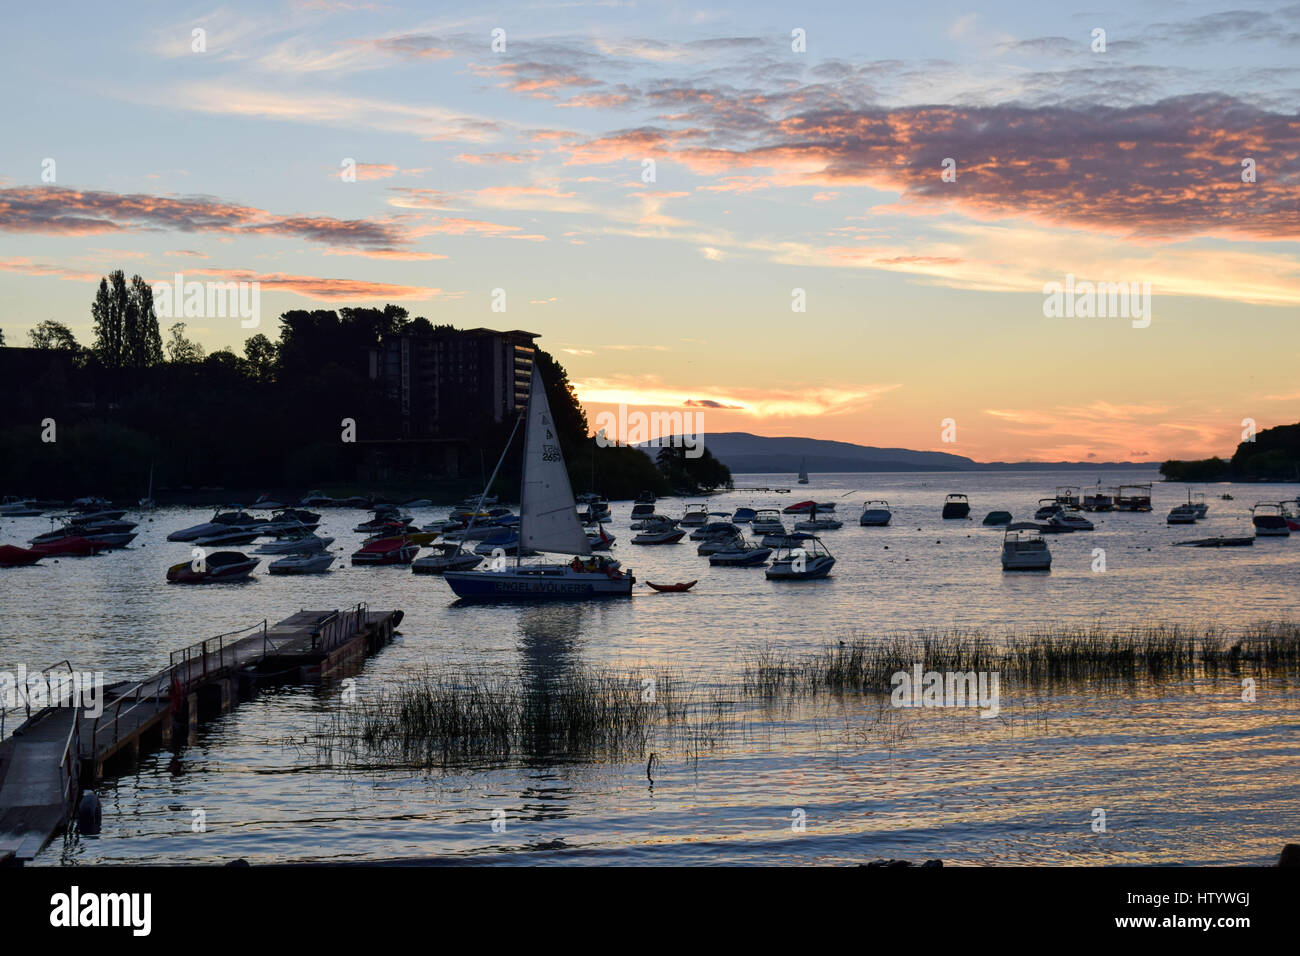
xmin=77 ymin=791 xmax=102 ymax=834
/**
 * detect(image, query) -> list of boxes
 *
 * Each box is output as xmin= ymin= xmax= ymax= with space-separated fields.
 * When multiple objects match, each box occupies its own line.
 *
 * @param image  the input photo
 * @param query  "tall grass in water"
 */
xmin=743 ymin=621 xmax=1300 ymax=696
xmin=317 ymin=666 xmax=736 ymax=770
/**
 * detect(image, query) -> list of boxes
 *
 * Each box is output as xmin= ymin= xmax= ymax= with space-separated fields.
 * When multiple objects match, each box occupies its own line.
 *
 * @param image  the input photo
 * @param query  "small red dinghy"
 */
xmin=646 ymin=580 xmax=697 ymax=592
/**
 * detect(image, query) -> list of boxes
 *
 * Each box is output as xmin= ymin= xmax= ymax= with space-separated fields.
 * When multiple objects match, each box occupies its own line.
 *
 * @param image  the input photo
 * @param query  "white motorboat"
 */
xmin=697 ymin=529 xmax=743 ymax=555
xmin=632 ymin=516 xmax=686 ymax=544
xmin=794 ymin=515 xmax=842 ymax=531
xmin=268 ymin=552 xmax=335 ymax=574
xmin=442 ymin=364 xmax=634 ymax=601
xmin=766 ymin=534 xmax=836 ymax=580
xmin=194 ymin=527 xmax=262 ymax=547
xmin=167 ymin=507 xmax=263 ymax=542
xmin=1252 ymin=502 xmax=1290 ymax=537
xmin=679 ymin=503 xmax=709 ymax=526
xmin=1001 ymin=523 xmax=1052 ymax=570
xmin=256 ymin=529 xmax=334 ymax=554
xmin=0 ymin=497 xmax=44 ymax=517
xmin=630 ymin=502 xmax=657 ymax=522
xmin=709 ymin=537 xmax=772 ymax=566
xmin=411 ymin=546 xmax=484 ymax=574
xmin=750 ymin=509 xmax=786 ymax=535
xmin=1166 ymin=505 xmax=1198 ymax=525
xmin=690 ymin=520 xmax=738 ymax=541
xmin=1049 ymin=509 xmax=1095 ymax=531
xmin=732 ymin=507 xmax=757 ymax=523
xmin=1033 ymin=499 xmax=1063 ymax=520
xmin=859 ymin=500 xmax=892 ymax=526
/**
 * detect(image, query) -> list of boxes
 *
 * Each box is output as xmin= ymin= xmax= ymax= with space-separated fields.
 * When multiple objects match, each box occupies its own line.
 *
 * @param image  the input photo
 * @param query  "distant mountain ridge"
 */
xmin=639 ymin=432 xmax=1155 ymax=473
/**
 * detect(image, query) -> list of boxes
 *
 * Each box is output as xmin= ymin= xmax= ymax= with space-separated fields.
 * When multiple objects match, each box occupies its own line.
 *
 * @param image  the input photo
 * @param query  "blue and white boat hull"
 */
xmin=443 ymin=564 xmax=634 ymax=601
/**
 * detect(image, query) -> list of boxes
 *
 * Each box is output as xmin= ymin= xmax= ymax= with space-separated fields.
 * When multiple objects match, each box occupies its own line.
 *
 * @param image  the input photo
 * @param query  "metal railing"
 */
xmin=58 ymin=708 xmax=80 ymax=817
xmin=309 ymin=603 xmax=368 ymax=653
xmin=168 ymin=619 xmax=267 ymax=685
xmin=90 ymin=668 xmax=173 ymax=754
xmin=1 ymin=659 xmax=77 ymax=740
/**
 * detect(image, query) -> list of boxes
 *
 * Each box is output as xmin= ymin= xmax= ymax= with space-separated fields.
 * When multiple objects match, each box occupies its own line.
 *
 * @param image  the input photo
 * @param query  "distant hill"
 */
xmin=639 ymin=432 xmax=1155 ymax=473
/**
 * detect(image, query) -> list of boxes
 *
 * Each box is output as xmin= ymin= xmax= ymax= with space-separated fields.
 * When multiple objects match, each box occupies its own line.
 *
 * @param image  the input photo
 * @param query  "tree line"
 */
xmin=0 ymin=270 xmax=730 ymax=501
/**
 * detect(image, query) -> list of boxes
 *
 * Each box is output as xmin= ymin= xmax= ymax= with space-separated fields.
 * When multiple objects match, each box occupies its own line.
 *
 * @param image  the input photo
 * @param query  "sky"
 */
xmin=0 ymin=0 xmax=1298 ymax=462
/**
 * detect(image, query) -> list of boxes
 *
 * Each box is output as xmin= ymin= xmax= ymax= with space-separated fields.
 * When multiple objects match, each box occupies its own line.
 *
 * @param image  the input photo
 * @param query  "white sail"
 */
xmin=519 ymin=363 xmax=591 ymax=556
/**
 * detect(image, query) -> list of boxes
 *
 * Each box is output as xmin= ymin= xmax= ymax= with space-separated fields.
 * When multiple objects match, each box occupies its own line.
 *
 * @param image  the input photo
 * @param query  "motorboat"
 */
xmin=577 ymin=495 xmax=611 ymax=523
xmin=473 ymin=529 xmax=538 ymax=557
xmin=403 ymin=498 xmax=433 ymax=509
xmin=632 ymin=517 xmax=686 ymax=545
xmin=30 ymin=536 xmax=109 ymax=557
xmin=1034 ymin=499 xmax=1064 ymax=520
xmin=251 ymin=493 xmax=287 ymax=510
xmin=442 ymin=363 xmax=635 ymax=601
xmin=782 ymin=500 xmax=836 ymax=514
xmin=982 ymin=511 xmax=1012 ymax=526
xmin=709 ymin=536 xmax=773 ymax=567
xmin=766 ymin=534 xmax=835 ymax=580
xmin=750 ymin=510 xmax=786 ymax=535
xmin=1252 ymin=502 xmax=1290 ymax=537
xmin=166 ymin=551 xmax=259 ymax=583
xmin=255 ymin=529 xmax=334 ymax=554
xmin=0 ymin=544 xmax=42 ymax=567
xmin=354 ymin=506 xmax=413 ymax=534
xmin=585 ymin=525 xmax=616 ymax=551
xmin=167 ymin=507 xmax=262 ymax=542
xmin=860 ymin=500 xmax=892 ymax=526
xmin=634 ymin=490 xmax=656 ymax=505
xmin=697 ymin=528 xmax=743 ymax=555
xmin=690 ymin=520 xmax=738 ymax=542
xmin=268 ymin=552 xmax=335 ymax=575
xmin=941 ymin=494 xmax=971 ymax=519
xmin=631 ymin=502 xmax=657 ymax=522
xmin=760 ymin=532 xmax=805 ymax=548
xmin=262 ymin=509 xmax=322 ymax=534
xmin=679 ymin=503 xmax=709 ymax=526
xmin=0 ymin=497 xmax=44 ymax=516
xmin=412 ymin=543 xmax=485 ymax=574
xmin=194 ymin=528 xmax=261 ymax=547
xmin=29 ymin=522 xmax=138 ymax=548
xmin=351 ymin=538 xmax=420 ymax=565
xmin=1166 ymin=505 xmax=1198 ymax=525
xmin=1191 ymin=494 xmax=1209 ymax=519
xmin=732 ymin=507 xmax=757 ymax=523
xmin=794 ymin=514 xmax=842 ymax=531
xmin=299 ymin=490 xmax=336 ymax=507
xmin=1048 ymin=509 xmax=1095 ymax=531
xmin=1001 ymin=524 xmax=1051 ymax=570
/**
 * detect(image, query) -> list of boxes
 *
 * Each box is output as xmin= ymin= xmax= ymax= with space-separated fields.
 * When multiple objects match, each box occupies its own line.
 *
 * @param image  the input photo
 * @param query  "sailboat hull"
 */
xmin=443 ymin=565 xmax=634 ymax=601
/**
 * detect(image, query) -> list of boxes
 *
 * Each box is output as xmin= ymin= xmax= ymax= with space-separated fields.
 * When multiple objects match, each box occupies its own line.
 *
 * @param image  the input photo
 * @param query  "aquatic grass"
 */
xmin=316 ymin=665 xmax=739 ymax=770
xmin=742 ymin=621 xmax=1300 ymax=696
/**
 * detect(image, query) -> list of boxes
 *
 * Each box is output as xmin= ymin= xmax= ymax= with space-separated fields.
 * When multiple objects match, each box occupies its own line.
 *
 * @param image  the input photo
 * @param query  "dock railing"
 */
xmin=58 ymin=708 xmax=80 ymax=818
xmin=1 ymin=659 xmax=77 ymax=740
xmin=90 ymin=669 xmax=174 ymax=755
xmin=168 ymin=619 xmax=268 ymax=685
xmin=309 ymin=603 xmax=368 ymax=653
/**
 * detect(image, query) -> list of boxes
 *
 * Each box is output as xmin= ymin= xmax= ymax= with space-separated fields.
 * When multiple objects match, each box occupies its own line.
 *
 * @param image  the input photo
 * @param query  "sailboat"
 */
xmin=442 ymin=364 xmax=634 ymax=601
xmin=797 ymin=458 xmax=809 ymax=484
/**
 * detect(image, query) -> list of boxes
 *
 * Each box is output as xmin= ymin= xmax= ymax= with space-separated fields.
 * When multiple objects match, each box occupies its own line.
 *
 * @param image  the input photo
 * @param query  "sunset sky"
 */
xmin=1 ymin=0 xmax=1298 ymax=462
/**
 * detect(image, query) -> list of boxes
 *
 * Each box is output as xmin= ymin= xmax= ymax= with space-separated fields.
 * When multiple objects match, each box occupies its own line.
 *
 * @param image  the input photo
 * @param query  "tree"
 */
xmin=93 ymin=270 xmax=161 ymax=368
xmin=166 ymin=322 xmax=206 ymax=364
xmin=29 ymin=320 xmax=81 ymax=351
xmin=243 ymin=333 xmax=278 ymax=382
xmin=124 ymin=275 xmax=163 ymax=368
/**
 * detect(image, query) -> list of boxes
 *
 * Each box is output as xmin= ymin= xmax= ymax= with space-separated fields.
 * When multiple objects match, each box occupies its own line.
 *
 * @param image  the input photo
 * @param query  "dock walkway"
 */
xmin=0 ymin=604 xmax=402 ymax=864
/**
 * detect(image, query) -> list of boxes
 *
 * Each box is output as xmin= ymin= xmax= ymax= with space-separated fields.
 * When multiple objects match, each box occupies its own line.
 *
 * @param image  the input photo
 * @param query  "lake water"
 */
xmin=2 ymin=470 xmax=1297 ymax=865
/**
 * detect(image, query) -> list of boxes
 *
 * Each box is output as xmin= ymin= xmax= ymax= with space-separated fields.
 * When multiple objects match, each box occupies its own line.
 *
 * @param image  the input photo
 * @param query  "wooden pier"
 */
xmin=0 ymin=604 xmax=402 ymax=865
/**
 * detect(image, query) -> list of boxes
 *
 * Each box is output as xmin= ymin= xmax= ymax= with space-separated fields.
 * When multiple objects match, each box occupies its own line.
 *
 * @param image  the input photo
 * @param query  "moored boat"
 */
xmin=1252 ymin=502 xmax=1290 ymax=537
xmin=941 ymin=494 xmax=971 ymax=519
xmin=765 ymin=533 xmax=835 ymax=580
xmin=859 ymin=500 xmax=892 ymax=526
xmin=167 ymin=551 xmax=259 ymax=583
xmin=351 ymin=538 xmax=420 ymax=565
xmin=267 ymin=552 xmax=335 ymax=575
xmin=0 ymin=544 xmax=42 ymax=567
xmin=982 ymin=510 xmax=1012 ymax=526
xmin=1001 ymin=524 xmax=1051 ymax=570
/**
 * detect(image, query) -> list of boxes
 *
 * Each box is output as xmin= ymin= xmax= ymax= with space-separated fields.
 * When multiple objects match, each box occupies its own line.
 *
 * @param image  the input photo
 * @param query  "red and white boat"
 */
xmin=782 ymin=500 xmax=836 ymax=514
xmin=351 ymin=538 xmax=419 ymax=565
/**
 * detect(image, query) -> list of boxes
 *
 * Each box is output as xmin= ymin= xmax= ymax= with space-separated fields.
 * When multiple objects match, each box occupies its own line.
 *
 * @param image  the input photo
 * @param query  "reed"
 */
xmin=316 ymin=665 xmax=736 ymax=769
xmin=742 ymin=621 xmax=1300 ymax=696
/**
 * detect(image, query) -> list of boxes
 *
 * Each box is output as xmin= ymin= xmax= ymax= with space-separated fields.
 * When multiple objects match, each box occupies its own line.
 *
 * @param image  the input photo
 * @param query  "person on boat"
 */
xmin=571 ymin=556 xmax=583 ymax=572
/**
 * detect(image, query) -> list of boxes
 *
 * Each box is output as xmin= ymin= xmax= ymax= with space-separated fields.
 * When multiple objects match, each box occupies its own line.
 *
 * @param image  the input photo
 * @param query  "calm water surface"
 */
xmin=2 ymin=470 xmax=1297 ymax=865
